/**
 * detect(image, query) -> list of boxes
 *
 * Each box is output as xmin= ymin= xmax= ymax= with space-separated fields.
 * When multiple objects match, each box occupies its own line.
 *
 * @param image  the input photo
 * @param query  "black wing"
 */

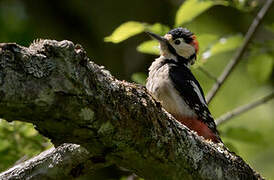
xmin=168 ymin=63 xmax=219 ymax=134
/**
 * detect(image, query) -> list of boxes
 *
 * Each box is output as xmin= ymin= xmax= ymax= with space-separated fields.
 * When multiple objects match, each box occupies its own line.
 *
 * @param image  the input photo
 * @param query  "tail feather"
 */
xmin=176 ymin=116 xmax=222 ymax=143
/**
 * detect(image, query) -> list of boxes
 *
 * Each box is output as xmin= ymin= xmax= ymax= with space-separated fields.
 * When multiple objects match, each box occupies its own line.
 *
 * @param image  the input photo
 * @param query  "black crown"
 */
xmin=167 ymin=28 xmax=194 ymax=44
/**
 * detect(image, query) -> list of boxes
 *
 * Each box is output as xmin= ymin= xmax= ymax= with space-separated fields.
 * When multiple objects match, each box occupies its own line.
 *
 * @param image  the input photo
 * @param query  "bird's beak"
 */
xmin=146 ymin=31 xmax=168 ymax=45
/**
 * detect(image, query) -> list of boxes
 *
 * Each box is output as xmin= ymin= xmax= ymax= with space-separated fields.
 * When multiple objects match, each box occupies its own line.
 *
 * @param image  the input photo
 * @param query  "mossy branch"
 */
xmin=0 ymin=40 xmax=263 ymax=179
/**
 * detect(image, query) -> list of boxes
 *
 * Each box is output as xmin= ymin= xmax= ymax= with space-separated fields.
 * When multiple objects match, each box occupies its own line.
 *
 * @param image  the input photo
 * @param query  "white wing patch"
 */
xmin=190 ymin=81 xmax=207 ymax=106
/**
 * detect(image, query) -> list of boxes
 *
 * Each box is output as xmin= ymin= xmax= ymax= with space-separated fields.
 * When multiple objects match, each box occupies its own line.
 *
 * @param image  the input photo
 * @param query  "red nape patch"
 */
xmin=191 ymin=35 xmax=199 ymax=53
xmin=176 ymin=116 xmax=220 ymax=143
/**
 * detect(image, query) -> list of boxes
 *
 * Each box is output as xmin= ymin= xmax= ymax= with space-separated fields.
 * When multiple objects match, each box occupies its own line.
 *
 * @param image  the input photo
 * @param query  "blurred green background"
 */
xmin=0 ymin=0 xmax=273 ymax=179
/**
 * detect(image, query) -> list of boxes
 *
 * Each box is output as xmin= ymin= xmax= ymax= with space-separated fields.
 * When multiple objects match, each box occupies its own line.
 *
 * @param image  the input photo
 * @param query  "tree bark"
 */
xmin=0 ymin=40 xmax=263 ymax=180
xmin=0 ymin=144 xmax=105 ymax=180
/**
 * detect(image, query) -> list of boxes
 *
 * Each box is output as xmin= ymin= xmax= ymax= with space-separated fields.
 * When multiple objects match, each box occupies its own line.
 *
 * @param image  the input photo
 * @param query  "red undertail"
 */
xmin=175 ymin=116 xmax=220 ymax=143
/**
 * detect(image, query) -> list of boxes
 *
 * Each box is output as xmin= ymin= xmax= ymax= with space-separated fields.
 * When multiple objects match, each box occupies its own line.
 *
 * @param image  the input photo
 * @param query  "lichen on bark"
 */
xmin=0 ymin=40 xmax=263 ymax=180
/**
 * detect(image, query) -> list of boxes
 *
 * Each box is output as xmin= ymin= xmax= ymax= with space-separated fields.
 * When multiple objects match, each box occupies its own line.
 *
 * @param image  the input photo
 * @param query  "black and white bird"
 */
xmin=146 ymin=27 xmax=222 ymax=143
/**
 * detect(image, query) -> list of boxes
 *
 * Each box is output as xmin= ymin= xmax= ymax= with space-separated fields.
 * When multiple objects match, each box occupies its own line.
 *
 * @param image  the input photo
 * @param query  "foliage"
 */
xmin=201 ymin=35 xmax=243 ymax=59
xmin=104 ymin=21 xmax=146 ymax=43
xmin=222 ymin=126 xmax=265 ymax=144
xmin=0 ymin=119 xmax=51 ymax=171
xmin=105 ymin=22 xmax=170 ymax=44
xmin=247 ymin=54 xmax=274 ymax=82
xmin=104 ymin=0 xmax=273 ymax=90
xmin=131 ymin=72 xmax=147 ymax=86
xmin=104 ymin=0 xmax=268 ymax=72
xmin=137 ymin=40 xmax=159 ymax=55
xmin=175 ymin=0 xmax=228 ymax=26
xmin=104 ymin=0 xmax=273 ymax=86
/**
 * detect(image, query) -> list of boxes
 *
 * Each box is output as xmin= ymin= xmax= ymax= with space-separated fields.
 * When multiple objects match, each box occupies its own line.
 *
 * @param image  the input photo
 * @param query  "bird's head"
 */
xmin=146 ymin=27 xmax=199 ymax=65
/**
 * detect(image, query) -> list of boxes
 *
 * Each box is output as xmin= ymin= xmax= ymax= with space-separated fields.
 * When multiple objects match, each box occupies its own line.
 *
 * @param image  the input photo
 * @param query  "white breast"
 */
xmin=146 ymin=57 xmax=196 ymax=118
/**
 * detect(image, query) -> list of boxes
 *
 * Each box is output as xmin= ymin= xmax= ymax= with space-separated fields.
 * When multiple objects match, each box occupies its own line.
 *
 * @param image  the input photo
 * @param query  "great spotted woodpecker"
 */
xmin=146 ymin=28 xmax=222 ymax=143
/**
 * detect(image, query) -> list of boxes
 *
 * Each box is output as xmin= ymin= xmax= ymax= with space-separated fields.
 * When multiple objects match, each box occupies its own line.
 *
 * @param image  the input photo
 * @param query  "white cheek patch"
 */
xmin=176 ymin=42 xmax=195 ymax=58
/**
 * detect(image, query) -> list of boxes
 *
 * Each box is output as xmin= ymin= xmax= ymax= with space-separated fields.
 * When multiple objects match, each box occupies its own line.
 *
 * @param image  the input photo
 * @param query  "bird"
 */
xmin=146 ymin=27 xmax=222 ymax=143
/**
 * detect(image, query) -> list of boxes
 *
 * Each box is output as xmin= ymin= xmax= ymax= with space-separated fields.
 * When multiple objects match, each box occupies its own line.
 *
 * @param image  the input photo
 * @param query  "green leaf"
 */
xmin=147 ymin=23 xmax=170 ymax=35
xmin=247 ymin=54 xmax=274 ymax=82
xmin=136 ymin=23 xmax=169 ymax=55
xmin=266 ymin=23 xmax=274 ymax=33
xmin=137 ymin=40 xmax=160 ymax=55
xmin=104 ymin=21 xmax=146 ymax=43
xmin=197 ymin=33 xmax=219 ymax=53
xmin=131 ymin=72 xmax=147 ymax=85
xmin=0 ymin=120 xmax=52 ymax=171
xmin=175 ymin=0 xmax=228 ymax=26
xmin=201 ymin=34 xmax=243 ymax=60
xmin=222 ymin=127 xmax=264 ymax=144
xmin=223 ymin=141 xmax=238 ymax=153
xmin=193 ymin=33 xmax=219 ymax=68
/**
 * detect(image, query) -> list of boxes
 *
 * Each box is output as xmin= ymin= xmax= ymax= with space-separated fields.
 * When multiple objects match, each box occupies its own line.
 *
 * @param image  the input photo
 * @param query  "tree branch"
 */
xmin=0 ymin=143 xmax=107 ymax=179
xmin=216 ymin=91 xmax=274 ymax=126
xmin=0 ymin=40 xmax=263 ymax=179
xmin=206 ymin=0 xmax=274 ymax=104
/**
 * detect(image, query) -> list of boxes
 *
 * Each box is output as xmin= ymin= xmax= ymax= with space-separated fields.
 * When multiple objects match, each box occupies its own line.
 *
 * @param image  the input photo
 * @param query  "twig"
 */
xmin=198 ymin=66 xmax=218 ymax=82
xmin=216 ymin=91 xmax=274 ymax=126
xmin=206 ymin=0 xmax=274 ymax=104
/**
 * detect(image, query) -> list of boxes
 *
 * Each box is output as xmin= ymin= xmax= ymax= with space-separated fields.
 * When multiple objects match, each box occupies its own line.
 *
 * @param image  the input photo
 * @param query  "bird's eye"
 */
xmin=174 ymin=39 xmax=181 ymax=45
